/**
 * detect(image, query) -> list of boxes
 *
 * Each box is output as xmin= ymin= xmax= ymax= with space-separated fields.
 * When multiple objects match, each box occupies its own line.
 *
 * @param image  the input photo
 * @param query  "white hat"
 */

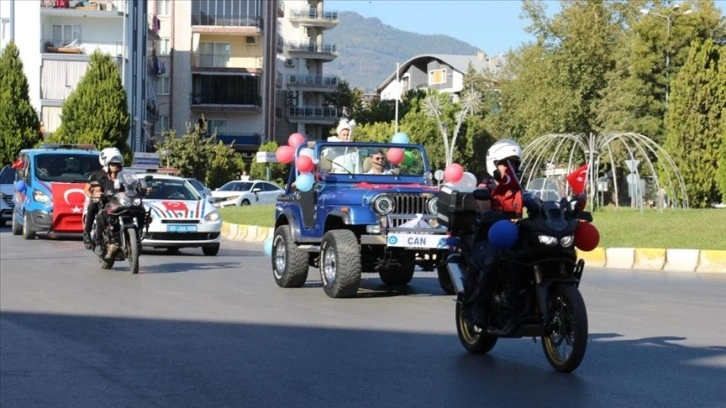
xmin=336 ymin=121 xmax=351 ymax=135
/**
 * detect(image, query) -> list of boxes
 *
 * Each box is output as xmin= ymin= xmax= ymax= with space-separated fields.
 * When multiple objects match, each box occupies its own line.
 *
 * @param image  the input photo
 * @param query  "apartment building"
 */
xmin=0 ymin=0 xmax=152 ymax=152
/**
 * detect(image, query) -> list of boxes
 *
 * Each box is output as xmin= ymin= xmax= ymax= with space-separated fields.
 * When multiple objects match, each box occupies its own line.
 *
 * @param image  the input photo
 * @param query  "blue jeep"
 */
xmin=272 ymin=141 xmax=453 ymax=298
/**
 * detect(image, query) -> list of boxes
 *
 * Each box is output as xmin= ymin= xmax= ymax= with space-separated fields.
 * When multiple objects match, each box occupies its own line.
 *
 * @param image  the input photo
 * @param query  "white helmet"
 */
xmin=486 ymin=139 xmax=522 ymax=177
xmin=100 ymin=147 xmax=123 ymax=171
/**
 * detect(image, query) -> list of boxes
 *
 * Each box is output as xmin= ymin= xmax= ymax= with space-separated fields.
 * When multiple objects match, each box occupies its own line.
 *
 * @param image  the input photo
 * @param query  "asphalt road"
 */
xmin=1 ymin=228 xmax=725 ymax=408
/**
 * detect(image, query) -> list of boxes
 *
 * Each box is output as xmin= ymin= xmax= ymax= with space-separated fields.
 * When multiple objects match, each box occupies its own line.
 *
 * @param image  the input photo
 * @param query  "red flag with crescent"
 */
xmin=162 ymin=201 xmax=188 ymax=212
xmin=566 ymin=164 xmax=589 ymax=195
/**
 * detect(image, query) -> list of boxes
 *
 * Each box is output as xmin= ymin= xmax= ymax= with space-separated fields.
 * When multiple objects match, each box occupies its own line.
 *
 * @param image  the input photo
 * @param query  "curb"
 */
xmin=223 ymin=222 xmax=726 ymax=274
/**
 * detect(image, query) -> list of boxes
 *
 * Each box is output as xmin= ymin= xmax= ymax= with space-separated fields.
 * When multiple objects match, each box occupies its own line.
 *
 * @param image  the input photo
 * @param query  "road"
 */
xmin=1 ymin=229 xmax=725 ymax=408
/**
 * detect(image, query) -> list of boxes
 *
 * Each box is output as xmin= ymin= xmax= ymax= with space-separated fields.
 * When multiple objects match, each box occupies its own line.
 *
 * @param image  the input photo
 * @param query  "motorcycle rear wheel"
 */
xmin=542 ymin=284 xmax=588 ymax=373
xmin=455 ymin=296 xmax=497 ymax=354
xmin=127 ymin=228 xmax=140 ymax=274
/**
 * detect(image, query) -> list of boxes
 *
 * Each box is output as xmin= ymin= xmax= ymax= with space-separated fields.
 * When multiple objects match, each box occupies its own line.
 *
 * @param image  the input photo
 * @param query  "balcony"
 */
xmin=288 ymin=74 xmax=338 ymax=92
xmin=287 ymin=41 xmax=338 ymax=62
xmin=191 ymin=53 xmax=262 ymax=72
xmin=42 ymin=39 xmax=123 ymax=57
xmin=287 ymin=106 xmax=338 ymax=125
xmin=211 ymin=133 xmax=262 ymax=150
xmin=191 ymin=13 xmax=263 ymax=35
xmin=190 ymin=92 xmax=262 ymax=112
xmin=289 ymin=8 xmax=339 ymax=29
xmin=41 ymin=0 xmax=125 ymax=15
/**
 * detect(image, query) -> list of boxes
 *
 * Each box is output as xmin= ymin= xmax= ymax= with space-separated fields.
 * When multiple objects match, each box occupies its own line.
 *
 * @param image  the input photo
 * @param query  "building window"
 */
xmin=157 ymin=116 xmax=169 ymax=133
xmin=207 ymin=119 xmax=227 ymax=135
xmin=52 ymin=24 xmax=82 ymax=47
xmin=157 ymin=76 xmax=170 ymax=95
xmin=156 ymin=0 xmax=170 ymax=16
xmin=197 ymin=42 xmax=230 ymax=68
xmin=158 ymin=38 xmax=171 ymax=55
xmin=429 ymin=68 xmax=447 ymax=85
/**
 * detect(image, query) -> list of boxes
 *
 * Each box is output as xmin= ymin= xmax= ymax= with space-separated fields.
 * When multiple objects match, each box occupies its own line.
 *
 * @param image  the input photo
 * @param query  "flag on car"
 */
xmin=566 ymin=164 xmax=589 ymax=195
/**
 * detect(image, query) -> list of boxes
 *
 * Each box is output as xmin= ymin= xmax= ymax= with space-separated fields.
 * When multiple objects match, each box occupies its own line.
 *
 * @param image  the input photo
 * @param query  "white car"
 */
xmin=0 ymin=165 xmax=16 ymax=227
xmin=211 ymin=180 xmax=284 ymax=207
xmin=139 ymin=174 xmax=222 ymax=255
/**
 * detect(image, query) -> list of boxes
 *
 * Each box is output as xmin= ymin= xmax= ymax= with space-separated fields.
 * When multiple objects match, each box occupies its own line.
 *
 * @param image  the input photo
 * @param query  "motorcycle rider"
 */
xmin=466 ymin=139 xmax=525 ymax=331
xmin=83 ymin=147 xmax=124 ymax=252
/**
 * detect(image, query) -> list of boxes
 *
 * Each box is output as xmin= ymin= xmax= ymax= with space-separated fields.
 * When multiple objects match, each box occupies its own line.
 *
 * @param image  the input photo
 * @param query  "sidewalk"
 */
xmin=222 ymin=222 xmax=726 ymax=274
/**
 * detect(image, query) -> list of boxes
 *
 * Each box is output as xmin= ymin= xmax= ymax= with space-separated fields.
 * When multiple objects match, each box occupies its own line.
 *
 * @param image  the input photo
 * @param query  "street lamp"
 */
xmin=640 ymin=4 xmax=693 ymax=106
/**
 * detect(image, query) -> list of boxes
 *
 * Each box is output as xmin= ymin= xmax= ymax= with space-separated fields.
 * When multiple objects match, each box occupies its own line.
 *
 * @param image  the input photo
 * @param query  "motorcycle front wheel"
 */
xmin=455 ymin=295 xmax=497 ymax=354
xmin=542 ymin=284 xmax=588 ymax=373
xmin=126 ymin=227 xmax=140 ymax=274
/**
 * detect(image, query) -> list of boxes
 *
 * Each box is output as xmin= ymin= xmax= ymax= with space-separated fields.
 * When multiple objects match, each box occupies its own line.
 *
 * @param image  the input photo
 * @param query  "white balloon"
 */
xmin=456 ymin=172 xmax=478 ymax=188
xmin=299 ymin=147 xmax=314 ymax=158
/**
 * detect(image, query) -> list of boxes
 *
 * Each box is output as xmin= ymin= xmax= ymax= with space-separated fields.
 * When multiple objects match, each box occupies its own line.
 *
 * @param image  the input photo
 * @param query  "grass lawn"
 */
xmin=218 ymin=205 xmax=726 ymax=250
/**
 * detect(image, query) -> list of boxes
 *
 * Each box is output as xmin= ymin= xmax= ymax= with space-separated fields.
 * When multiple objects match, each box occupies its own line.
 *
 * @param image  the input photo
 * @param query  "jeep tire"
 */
xmin=320 ymin=229 xmax=361 ymax=298
xmin=272 ymin=225 xmax=309 ymax=287
xmin=379 ymin=252 xmax=415 ymax=286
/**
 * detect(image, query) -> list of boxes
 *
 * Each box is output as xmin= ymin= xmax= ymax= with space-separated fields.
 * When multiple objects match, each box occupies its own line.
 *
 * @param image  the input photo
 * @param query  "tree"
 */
xmin=664 ymin=38 xmax=725 ymax=208
xmin=0 ymin=42 xmax=41 ymax=164
xmin=423 ymin=90 xmax=481 ymax=166
xmin=50 ymin=50 xmax=130 ymax=154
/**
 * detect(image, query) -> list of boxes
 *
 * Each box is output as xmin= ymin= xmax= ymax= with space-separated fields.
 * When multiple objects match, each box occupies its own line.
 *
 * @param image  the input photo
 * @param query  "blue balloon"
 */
xmin=391 ymin=132 xmax=410 ymax=144
xmin=488 ymin=220 xmax=519 ymax=249
xmin=14 ymin=180 xmax=26 ymax=193
xmin=263 ymin=237 xmax=273 ymax=257
xmin=296 ymin=173 xmax=315 ymax=192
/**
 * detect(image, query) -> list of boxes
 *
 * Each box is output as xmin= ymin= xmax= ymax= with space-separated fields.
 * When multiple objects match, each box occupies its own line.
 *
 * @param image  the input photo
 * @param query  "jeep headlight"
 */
xmin=560 ymin=235 xmax=574 ymax=248
xmin=373 ymin=195 xmax=394 ymax=215
xmin=33 ymin=190 xmax=52 ymax=205
xmin=537 ymin=235 xmax=558 ymax=246
xmin=427 ymin=197 xmax=438 ymax=214
xmin=205 ymin=211 xmax=220 ymax=222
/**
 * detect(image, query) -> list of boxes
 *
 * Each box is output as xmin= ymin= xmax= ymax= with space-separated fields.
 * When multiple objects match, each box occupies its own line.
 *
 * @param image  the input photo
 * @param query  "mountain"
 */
xmin=324 ymin=11 xmax=481 ymax=92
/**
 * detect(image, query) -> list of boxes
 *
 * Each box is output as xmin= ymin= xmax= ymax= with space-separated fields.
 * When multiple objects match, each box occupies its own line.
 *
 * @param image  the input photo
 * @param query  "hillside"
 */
xmin=324 ymin=12 xmax=481 ymax=92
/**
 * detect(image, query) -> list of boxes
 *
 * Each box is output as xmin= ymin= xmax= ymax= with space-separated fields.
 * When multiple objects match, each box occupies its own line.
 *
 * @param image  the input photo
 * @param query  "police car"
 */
xmin=139 ymin=173 xmax=222 ymax=255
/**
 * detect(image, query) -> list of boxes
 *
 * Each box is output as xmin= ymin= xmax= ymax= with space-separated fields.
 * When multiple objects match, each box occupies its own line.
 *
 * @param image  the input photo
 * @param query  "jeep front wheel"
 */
xmin=320 ymin=229 xmax=361 ymax=298
xmin=272 ymin=225 xmax=309 ymax=287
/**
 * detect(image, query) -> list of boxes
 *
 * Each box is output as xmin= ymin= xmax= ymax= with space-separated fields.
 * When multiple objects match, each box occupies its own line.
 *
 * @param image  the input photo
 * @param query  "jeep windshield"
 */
xmin=319 ymin=144 xmax=427 ymax=177
xmin=34 ymin=153 xmax=102 ymax=183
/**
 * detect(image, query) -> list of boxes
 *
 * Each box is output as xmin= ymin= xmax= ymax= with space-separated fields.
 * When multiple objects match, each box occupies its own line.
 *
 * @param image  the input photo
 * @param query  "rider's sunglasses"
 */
xmin=371 ymin=156 xmax=384 ymax=162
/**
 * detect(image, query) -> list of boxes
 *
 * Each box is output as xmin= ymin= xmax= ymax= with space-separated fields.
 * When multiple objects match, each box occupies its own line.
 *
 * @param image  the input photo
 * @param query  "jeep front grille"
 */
xmin=385 ymin=194 xmax=442 ymax=232
xmin=391 ymin=194 xmax=429 ymax=215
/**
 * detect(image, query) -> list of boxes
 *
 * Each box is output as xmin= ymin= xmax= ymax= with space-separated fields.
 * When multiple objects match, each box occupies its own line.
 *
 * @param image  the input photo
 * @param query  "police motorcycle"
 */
xmin=87 ymin=171 xmax=150 ymax=274
xmin=438 ymin=184 xmax=599 ymax=373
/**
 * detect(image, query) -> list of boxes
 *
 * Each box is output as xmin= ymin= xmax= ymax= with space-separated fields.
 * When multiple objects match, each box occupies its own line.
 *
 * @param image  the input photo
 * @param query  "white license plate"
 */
xmin=386 ymin=233 xmax=448 ymax=249
xmin=167 ymin=225 xmax=197 ymax=233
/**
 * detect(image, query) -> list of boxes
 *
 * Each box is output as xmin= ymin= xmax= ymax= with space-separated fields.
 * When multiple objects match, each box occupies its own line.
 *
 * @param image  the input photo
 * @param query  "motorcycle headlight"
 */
xmin=118 ymin=194 xmax=131 ymax=207
xmin=560 ymin=235 xmax=574 ymax=248
xmin=205 ymin=211 xmax=220 ymax=222
xmin=427 ymin=197 xmax=438 ymax=214
xmin=537 ymin=235 xmax=558 ymax=246
xmin=132 ymin=198 xmax=142 ymax=206
xmin=373 ymin=195 xmax=394 ymax=215
xmin=33 ymin=190 xmax=52 ymax=205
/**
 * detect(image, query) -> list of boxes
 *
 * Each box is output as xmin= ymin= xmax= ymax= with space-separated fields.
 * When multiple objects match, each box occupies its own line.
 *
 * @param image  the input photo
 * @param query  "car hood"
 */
xmin=0 ymin=184 xmax=13 ymax=195
xmin=318 ymin=182 xmax=438 ymax=206
xmin=144 ymin=198 xmax=216 ymax=220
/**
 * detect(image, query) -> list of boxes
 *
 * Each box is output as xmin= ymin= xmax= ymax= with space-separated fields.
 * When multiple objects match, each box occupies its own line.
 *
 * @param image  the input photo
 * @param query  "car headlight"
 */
xmin=537 ymin=235 xmax=558 ymax=246
xmin=33 ymin=190 xmax=52 ymax=205
xmin=560 ymin=235 xmax=574 ymax=248
xmin=205 ymin=211 xmax=220 ymax=222
xmin=372 ymin=195 xmax=394 ymax=215
xmin=427 ymin=197 xmax=438 ymax=214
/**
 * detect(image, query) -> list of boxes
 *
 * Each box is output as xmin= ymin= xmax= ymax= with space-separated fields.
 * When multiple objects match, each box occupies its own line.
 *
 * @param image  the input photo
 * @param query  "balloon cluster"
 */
xmin=442 ymin=162 xmax=478 ymax=189
xmin=387 ymin=132 xmax=414 ymax=166
xmin=276 ymin=133 xmax=318 ymax=192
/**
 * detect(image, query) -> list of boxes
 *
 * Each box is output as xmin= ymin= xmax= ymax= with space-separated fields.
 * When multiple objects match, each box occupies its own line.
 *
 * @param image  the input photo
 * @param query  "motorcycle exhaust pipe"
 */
xmin=447 ymin=262 xmax=466 ymax=294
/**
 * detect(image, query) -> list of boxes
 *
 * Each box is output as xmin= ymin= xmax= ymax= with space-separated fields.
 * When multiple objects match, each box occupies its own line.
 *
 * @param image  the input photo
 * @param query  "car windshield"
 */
xmin=318 ymin=145 xmax=427 ymax=176
xmin=0 ymin=165 xmax=15 ymax=184
xmin=187 ymin=179 xmax=204 ymax=191
xmin=220 ymin=182 xmax=253 ymax=192
xmin=145 ymin=178 xmax=200 ymax=200
xmin=34 ymin=153 xmax=102 ymax=182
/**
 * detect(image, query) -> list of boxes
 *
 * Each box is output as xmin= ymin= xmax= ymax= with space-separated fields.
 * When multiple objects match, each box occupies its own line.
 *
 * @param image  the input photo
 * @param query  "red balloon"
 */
xmin=295 ymin=155 xmax=314 ymax=173
xmin=288 ymin=132 xmax=306 ymax=148
xmin=275 ymin=145 xmax=294 ymax=164
xmin=387 ymin=148 xmax=405 ymax=165
xmin=444 ymin=163 xmax=464 ymax=184
xmin=575 ymin=222 xmax=600 ymax=252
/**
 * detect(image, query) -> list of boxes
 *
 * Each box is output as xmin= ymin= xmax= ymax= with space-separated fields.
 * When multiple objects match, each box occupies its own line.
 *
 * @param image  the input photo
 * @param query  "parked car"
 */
xmin=0 ymin=165 xmax=16 ymax=227
xmin=140 ymin=174 xmax=222 ymax=255
xmin=211 ymin=180 xmax=284 ymax=207
xmin=185 ymin=178 xmax=213 ymax=198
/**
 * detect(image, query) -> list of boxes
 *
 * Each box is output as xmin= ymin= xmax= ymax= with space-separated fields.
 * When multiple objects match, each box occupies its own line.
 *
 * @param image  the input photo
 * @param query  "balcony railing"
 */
xmin=212 ymin=133 xmax=261 ymax=147
xmin=191 ymin=14 xmax=263 ymax=28
xmin=42 ymin=38 xmax=123 ymax=56
xmin=288 ymin=41 xmax=337 ymax=54
xmin=287 ymin=106 xmax=338 ymax=119
xmin=191 ymin=92 xmax=261 ymax=106
xmin=288 ymin=74 xmax=338 ymax=88
xmin=191 ymin=53 xmax=262 ymax=70
xmin=289 ymin=8 xmax=338 ymax=22
xmin=41 ymin=0 xmax=126 ymax=13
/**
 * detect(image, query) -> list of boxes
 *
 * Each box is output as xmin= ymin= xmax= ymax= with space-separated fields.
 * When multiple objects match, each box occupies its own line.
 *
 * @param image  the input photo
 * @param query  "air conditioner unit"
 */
xmin=284 ymin=58 xmax=295 ymax=67
xmin=287 ymin=91 xmax=296 ymax=98
xmin=286 ymin=98 xmax=297 ymax=107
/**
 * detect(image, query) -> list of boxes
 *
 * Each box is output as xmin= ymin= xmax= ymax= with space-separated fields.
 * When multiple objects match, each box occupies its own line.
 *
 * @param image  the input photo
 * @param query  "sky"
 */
xmin=324 ymin=0 xmax=559 ymax=55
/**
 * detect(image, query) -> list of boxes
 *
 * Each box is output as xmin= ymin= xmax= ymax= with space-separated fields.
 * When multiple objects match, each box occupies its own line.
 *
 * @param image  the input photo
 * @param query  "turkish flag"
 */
xmin=493 ymin=165 xmax=519 ymax=195
xmin=566 ymin=164 xmax=589 ymax=195
xmin=162 ymin=201 xmax=188 ymax=212
xmin=51 ymin=183 xmax=87 ymax=232
xmin=11 ymin=159 xmax=24 ymax=169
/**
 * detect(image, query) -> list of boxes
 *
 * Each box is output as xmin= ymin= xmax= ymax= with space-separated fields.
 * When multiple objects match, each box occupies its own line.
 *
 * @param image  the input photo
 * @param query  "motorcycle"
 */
xmin=438 ymin=186 xmax=597 ymax=373
xmin=88 ymin=171 xmax=150 ymax=274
